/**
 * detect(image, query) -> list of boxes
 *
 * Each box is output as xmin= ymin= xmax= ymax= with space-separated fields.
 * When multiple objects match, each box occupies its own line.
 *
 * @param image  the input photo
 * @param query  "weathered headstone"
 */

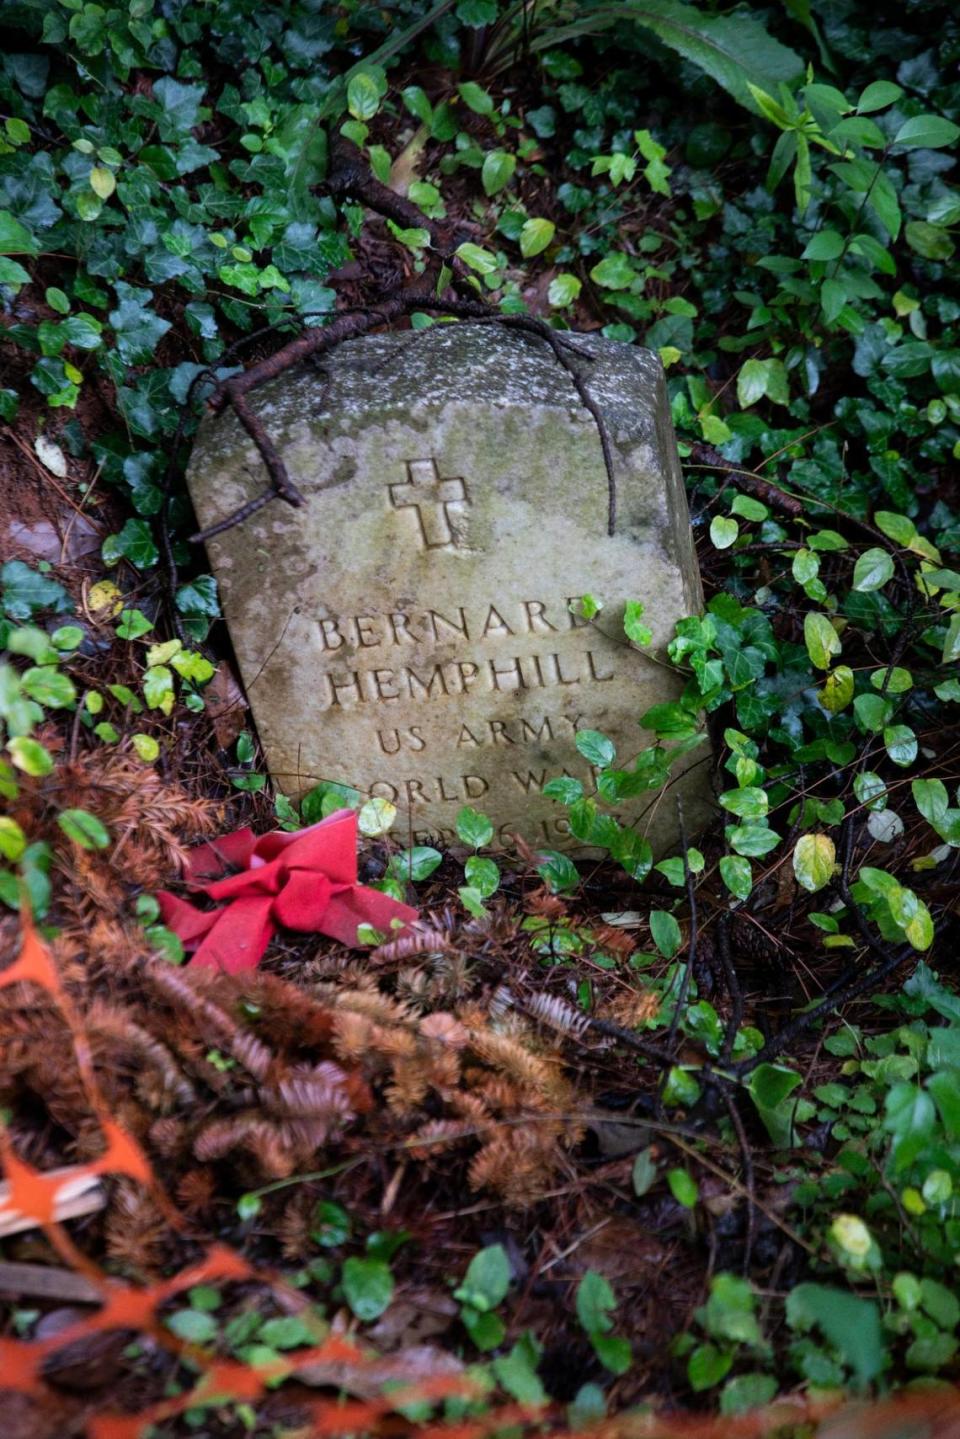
xmin=188 ymin=324 xmax=713 ymax=853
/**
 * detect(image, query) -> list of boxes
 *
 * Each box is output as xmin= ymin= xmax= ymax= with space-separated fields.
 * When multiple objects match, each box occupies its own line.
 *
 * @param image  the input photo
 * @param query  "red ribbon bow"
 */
xmin=157 ymin=809 xmax=418 ymax=974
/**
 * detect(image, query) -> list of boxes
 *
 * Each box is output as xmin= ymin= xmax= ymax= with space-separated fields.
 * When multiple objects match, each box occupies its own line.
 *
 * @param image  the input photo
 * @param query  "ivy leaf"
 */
xmin=102 ymin=519 xmax=159 ymax=570
xmin=793 ymin=833 xmax=835 ymax=892
xmin=109 ymin=283 xmax=172 ymax=366
xmin=1 ymin=560 xmax=71 ymax=619
xmin=623 ymin=599 xmax=652 ymax=645
xmin=520 ymin=218 xmax=555 ymax=258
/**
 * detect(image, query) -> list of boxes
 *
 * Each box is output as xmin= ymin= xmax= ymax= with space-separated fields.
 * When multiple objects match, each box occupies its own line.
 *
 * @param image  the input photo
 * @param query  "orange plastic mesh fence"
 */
xmin=3 ymin=917 xmax=960 ymax=1438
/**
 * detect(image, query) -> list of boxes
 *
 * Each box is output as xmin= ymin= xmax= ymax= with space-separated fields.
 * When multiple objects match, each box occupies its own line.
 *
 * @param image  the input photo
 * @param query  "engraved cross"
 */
xmin=389 ymin=458 xmax=468 ymax=550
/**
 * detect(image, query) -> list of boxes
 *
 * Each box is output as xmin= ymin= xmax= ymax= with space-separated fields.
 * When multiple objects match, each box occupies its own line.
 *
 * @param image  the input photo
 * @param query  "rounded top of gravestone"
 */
xmin=310 ymin=323 xmax=664 ymax=432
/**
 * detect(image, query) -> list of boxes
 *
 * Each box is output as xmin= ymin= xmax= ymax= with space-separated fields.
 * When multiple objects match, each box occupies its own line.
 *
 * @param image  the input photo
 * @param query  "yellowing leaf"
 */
xmin=820 ymin=665 xmax=854 ymax=712
xmin=804 ymin=612 xmax=842 ymax=670
xmin=793 ymin=833 xmax=836 ymax=893
xmin=88 ymin=579 xmax=123 ymax=615
xmin=90 ymin=165 xmax=116 ymax=199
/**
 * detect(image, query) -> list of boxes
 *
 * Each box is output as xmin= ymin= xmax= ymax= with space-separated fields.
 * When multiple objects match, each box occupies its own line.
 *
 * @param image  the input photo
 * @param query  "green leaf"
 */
xmin=719 ymin=855 xmax=752 ymax=900
xmin=1 ymin=560 xmax=72 ymax=620
xmin=21 ymin=666 xmax=75 ymax=709
xmin=0 ymin=210 xmax=38 ymax=256
xmin=520 ymin=218 xmax=555 ymax=258
xmin=718 ymin=787 xmax=768 ymax=820
xmin=116 ymin=609 xmax=154 ymax=640
xmin=102 ymin=519 xmax=159 ymax=571
xmin=720 ymin=1373 xmax=778 ymax=1415
xmin=51 ymin=626 xmax=83 ymax=652
xmin=853 ymin=547 xmax=895 ymax=592
xmin=820 ymin=665 xmax=854 ymax=713
xmin=804 ymin=612 xmax=842 ymax=670
xmin=737 ymin=356 xmax=788 ymax=407
xmin=8 ymin=737 xmax=53 ymax=776
xmin=456 ymin=1244 xmax=511 ymax=1311
xmin=943 ymin=614 xmax=960 ymax=665
xmin=802 ymin=229 xmax=844 ymax=261
xmin=482 ymin=150 xmax=516 ymax=196
xmin=465 ymin=855 xmax=500 ymax=898
xmin=913 ymin=779 xmax=949 ymax=826
xmin=0 ymin=818 xmax=26 ymax=862
xmin=857 ymin=80 xmax=902 ymax=113
xmin=748 ymin=1063 xmax=801 ymax=1146
xmin=341 ymin=1257 xmax=394 ymax=1322
xmin=667 ymin=1167 xmax=698 ymax=1207
xmin=590 ymin=252 xmax=636 ymax=289
xmin=456 ymin=805 xmax=494 ymax=849
xmin=166 ymin=1308 xmax=218 ymax=1345
xmin=622 ymin=0 xmax=802 ymax=115
xmin=143 ymin=665 xmax=174 ymax=711
xmin=575 ymin=729 xmax=615 ymax=767
xmin=786 ymin=1284 xmax=884 ymax=1388
xmin=576 ymin=1270 xmax=618 ymax=1334
xmin=548 ymin=273 xmax=581 ymax=307
xmin=536 ymin=850 xmax=580 ymax=893
xmin=458 ymin=81 xmax=495 ymax=116
xmin=455 ymin=242 xmax=500 ymax=275
xmin=883 ymin=724 xmax=917 ymax=768
xmin=590 ymin=1332 xmax=632 ymax=1375
xmin=906 ymin=221 xmax=955 ymax=261
xmin=543 ymin=776 xmax=584 ymax=805
xmin=621 ymin=598 xmax=651 ymax=647
xmin=631 ymin=1147 xmax=658 ymax=1197
xmin=650 ymin=909 xmax=682 ymax=958
xmin=347 ymin=72 xmax=383 ymax=121
xmin=710 ymin=515 xmax=739 ymax=549
xmin=57 ymin=809 xmax=110 ymax=850
xmin=893 ymin=114 xmax=960 ymax=150
xmin=387 ymin=846 xmax=443 ymax=883
xmin=688 ymin=1343 xmax=733 ymax=1392
xmin=793 ymin=833 xmax=835 ymax=893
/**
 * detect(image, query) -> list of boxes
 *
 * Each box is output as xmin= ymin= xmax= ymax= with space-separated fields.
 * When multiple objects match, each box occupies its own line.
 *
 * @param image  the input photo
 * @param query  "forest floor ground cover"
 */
xmin=2 ymin=2 xmax=960 ymax=1435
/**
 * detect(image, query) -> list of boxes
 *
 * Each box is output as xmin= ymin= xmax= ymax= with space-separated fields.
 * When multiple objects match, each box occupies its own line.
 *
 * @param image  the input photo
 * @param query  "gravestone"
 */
xmin=187 ymin=324 xmax=713 ymax=854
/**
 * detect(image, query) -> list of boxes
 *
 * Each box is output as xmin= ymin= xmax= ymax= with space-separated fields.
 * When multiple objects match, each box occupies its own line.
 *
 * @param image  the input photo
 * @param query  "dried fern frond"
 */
xmin=467 ymin=1029 xmax=558 ymax=1098
xmin=520 ymin=990 xmax=592 ymax=1043
xmin=408 ymin=1118 xmax=474 ymax=1160
xmin=371 ymin=925 xmax=456 ymax=963
xmin=85 ymin=1000 xmax=196 ymax=1106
